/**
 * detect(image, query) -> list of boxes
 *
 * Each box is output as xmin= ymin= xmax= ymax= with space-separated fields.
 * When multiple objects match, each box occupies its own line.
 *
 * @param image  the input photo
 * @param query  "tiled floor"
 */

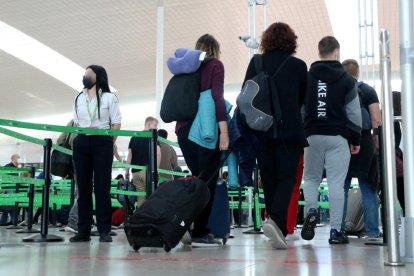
xmin=0 ymin=225 xmax=413 ymax=276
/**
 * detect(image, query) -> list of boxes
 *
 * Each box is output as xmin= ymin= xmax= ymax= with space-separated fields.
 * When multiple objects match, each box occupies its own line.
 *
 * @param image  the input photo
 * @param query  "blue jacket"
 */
xmin=189 ymin=89 xmax=232 ymax=149
xmin=229 ymin=108 xmax=259 ymax=187
xmin=189 ymin=91 xmax=239 ymax=186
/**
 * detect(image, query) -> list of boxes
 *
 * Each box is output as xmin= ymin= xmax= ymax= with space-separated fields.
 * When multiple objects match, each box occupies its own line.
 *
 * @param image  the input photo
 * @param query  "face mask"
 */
xmin=83 ymin=76 xmax=96 ymax=89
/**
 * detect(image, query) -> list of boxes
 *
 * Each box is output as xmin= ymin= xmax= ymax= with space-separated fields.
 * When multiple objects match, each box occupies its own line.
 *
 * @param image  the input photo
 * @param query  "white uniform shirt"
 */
xmin=73 ymin=89 xmax=122 ymax=129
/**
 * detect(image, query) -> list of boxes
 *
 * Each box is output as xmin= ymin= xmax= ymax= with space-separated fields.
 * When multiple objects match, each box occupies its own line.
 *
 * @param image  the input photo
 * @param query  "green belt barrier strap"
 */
xmin=52 ymin=144 xmax=72 ymax=155
xmin=50 ymin=179 xmax=72 ymax=185
xmin=298 ymin=200 xmax=330 ymax=209
xmin=0 ymin=167 xmax=31 ymax=174
xmin=0 ymin=119 xmax=152 ymax=137
xmin=110 ymin=189 xmax=146 ymax=197
xmin=158 ymin=177 xmax=170 ymax=183
xmin=157 ymin=169 xmax=189 ymax=177
xmin=0 ymin=120 xmax=189 ymax=175
xmin=113 ymin=161 xmax=147 ymax=171
xmin=228 ymin=202 xmax=252 ymax=209
xmin=0 ymin=175 xmax=44 ymax=186
xmin=254 ymin=192 xmax=262 ymax=229
xmin=157 ymin=137 xmax=179 ymax=148
xmin=0 ymin=126 xmax=46 ymax=146
xmin=0 ymin=129 xmax=149 ymax=171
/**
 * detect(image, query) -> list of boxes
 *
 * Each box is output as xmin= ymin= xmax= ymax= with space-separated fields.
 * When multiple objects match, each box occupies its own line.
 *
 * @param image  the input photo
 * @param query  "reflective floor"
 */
xmin=0 ymin=225 xmax=413 ymax=276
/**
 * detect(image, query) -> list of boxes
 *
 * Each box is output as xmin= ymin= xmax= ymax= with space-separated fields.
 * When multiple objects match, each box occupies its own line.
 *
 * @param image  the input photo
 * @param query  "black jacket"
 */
xmin=242 ymin=50 xmax=308 ymax=146
xmin=305 ymin=60 xmax=362 ymax=146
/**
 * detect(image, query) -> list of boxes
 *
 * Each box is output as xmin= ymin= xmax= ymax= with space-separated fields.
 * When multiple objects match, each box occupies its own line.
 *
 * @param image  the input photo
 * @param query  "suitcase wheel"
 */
xmin=222 ymin=238 xmax=228 ymax=245
xmin=163 ymin=244 xmax=171 ymax=253
xmin=132 ymin=244 xmax=141 ymax=252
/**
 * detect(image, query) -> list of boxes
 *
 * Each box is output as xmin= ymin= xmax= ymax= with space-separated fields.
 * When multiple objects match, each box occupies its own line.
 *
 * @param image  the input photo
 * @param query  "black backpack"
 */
xmin=357 ymin=82 xmax=372 ymax=131
xmin=160 ymin=59 xmax=212 ymax=123
xmin=237 ymin=55 xmax=291 ymax=138
xmin=51 ymin=134 xmax=73 ymax=178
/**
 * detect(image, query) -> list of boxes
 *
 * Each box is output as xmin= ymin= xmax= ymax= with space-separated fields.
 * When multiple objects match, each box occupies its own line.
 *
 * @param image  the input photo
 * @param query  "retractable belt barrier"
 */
xmin=0 ymin=119 xmax=187 ymax=177
xmin=0 ymin=118 xmax=346 ymax=237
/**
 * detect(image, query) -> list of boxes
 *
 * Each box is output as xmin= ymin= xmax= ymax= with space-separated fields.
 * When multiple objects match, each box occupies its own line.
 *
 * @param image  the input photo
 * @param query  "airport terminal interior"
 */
xmin=1 ymin=0 xmax=414 ymax=275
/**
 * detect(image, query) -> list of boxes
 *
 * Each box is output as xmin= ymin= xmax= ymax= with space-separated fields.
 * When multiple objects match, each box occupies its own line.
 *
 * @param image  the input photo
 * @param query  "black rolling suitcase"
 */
xmin=124 ymin=176 xmax=210 ymax=252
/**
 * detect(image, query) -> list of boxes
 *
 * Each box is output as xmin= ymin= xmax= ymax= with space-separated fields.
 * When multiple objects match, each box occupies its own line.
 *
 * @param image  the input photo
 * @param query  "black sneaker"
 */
xmin=69 ymin=234 xmax=91 ymax=242
xmin=192 ymin=234 xmax=222 ymax=247
xmin=301 ymin=208 xmax=318 ymax=240
xmin=99 ymin=233 xmax=113 ymax=242
xmin=329 ymin=229 xmax=349 ymax=244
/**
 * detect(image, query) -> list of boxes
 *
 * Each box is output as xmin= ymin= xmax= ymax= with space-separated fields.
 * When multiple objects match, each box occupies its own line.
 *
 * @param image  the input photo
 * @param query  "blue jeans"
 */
xmin=0 ymin=209 xmax=16 ymax=224
xmin=0 ymin=211 xmax=9 ymax=224
xmin=342 ymin=178 xmax=380 ymax=237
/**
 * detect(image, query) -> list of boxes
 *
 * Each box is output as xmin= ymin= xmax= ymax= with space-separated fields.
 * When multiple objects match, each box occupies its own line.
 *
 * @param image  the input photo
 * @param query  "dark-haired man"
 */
xmin=302 ymin=36 xmax=362 ymax=244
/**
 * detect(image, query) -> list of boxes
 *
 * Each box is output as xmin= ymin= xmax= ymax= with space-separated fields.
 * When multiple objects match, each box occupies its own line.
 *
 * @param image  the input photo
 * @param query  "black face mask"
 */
xmin=83 ymin=76 xmax=96 ymax=89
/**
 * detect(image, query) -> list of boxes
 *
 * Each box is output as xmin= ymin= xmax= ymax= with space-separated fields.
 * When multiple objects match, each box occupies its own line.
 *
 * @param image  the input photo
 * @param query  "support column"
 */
xmin=399 ymin=0 xmax=414 ymax=264
xmin=379 ymin=29 xmax=404 ymax=267
xmin=155 ymin=0 xmax=164 ymax=120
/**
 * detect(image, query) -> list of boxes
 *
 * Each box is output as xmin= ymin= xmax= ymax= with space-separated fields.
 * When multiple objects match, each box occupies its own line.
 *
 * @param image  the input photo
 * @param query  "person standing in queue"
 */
xmin=241 ymin=23 xmax=308 ymax=250
xmin=70 ymin=65 xmax=122 ymax=243
xmin=174 ymin=34 xmax=229 ymax=246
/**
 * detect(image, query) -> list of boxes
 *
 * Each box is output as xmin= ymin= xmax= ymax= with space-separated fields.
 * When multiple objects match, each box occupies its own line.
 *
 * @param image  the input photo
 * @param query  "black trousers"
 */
xmin=73 ymin=135 xmax=113 ymax=235
xmin=397 ymin=177 xmax=405 ymax=215
xmin=257 ymin=142 xmax=301 ymax=236
xmin=177 ymin=125 xmax=221 ymax=238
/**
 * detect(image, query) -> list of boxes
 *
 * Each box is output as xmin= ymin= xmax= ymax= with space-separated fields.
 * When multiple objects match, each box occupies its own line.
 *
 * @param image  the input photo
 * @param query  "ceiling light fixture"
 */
xmin=0 ymin=20 xmax=116 ymax=92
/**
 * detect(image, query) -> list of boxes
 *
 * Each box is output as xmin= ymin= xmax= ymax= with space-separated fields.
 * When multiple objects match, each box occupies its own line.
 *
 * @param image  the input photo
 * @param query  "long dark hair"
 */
xmin=75 ymin=64 xmax=111 ymax=120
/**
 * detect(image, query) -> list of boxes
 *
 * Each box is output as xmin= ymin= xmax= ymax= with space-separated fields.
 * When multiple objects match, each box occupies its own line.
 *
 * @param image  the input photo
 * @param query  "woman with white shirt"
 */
xmin=70 ymin=65 xmax=121 ymax=243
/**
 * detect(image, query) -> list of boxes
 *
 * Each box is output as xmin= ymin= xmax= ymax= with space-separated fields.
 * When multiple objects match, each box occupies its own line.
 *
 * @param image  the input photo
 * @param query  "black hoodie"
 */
xmin=304 ymin=60 xmax=362 ymax=146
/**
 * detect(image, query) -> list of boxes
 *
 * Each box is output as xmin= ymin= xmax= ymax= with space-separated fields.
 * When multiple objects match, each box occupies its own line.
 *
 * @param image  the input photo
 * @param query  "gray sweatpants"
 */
xmin=67 ymin=182 xmax=78 ymax=228
xmin=303 ymin=135 xmax=351 ymax=231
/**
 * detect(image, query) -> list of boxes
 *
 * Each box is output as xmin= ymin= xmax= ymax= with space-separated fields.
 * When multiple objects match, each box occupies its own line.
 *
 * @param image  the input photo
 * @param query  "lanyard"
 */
xmin=86 ymin=93 xmax=100 ymax=122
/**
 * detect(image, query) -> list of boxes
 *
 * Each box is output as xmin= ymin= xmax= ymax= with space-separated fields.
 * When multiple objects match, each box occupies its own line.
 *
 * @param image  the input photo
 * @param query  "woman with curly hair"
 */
xmin=241 ymin=22 xmax=307 ymax=250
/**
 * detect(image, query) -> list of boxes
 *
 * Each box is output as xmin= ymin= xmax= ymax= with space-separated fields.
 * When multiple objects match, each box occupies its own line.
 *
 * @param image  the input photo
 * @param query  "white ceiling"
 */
xmin=0 ymin=0 xmax=405 ymax=164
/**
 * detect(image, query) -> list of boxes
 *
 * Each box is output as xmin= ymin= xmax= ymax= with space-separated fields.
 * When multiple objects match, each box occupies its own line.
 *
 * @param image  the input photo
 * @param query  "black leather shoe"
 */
xmin=99 ymin=233 xmax=113 ymax=242
xmin=69 ymin=234 xmax=91 ymax=242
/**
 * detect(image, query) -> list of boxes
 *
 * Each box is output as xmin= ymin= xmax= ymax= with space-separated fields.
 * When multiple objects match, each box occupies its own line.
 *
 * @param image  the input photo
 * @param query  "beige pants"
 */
xmin=132 ymin=170 xmax=146 ymax=207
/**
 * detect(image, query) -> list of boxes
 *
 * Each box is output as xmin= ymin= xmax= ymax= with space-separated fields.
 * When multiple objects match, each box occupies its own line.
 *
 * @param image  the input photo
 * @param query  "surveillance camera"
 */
xmin=239 ymin=35 xmax=251 ymax=42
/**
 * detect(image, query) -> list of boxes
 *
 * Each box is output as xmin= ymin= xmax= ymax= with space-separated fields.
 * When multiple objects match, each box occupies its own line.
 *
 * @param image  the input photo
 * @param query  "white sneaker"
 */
xmin=363 ymin=235 xmax=383 ymax=242
xmin=180 ymin=231 xmax=192 ymax=246
xmin=262 ymin=219 xmax=271 ymax=238
xmin=262 ymin=218 xmax=287 ymax=250
xmin=285 ymin=234 xmax=300 ymax=241
xmin=64 ymin=226 xmax=78 ymax=234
